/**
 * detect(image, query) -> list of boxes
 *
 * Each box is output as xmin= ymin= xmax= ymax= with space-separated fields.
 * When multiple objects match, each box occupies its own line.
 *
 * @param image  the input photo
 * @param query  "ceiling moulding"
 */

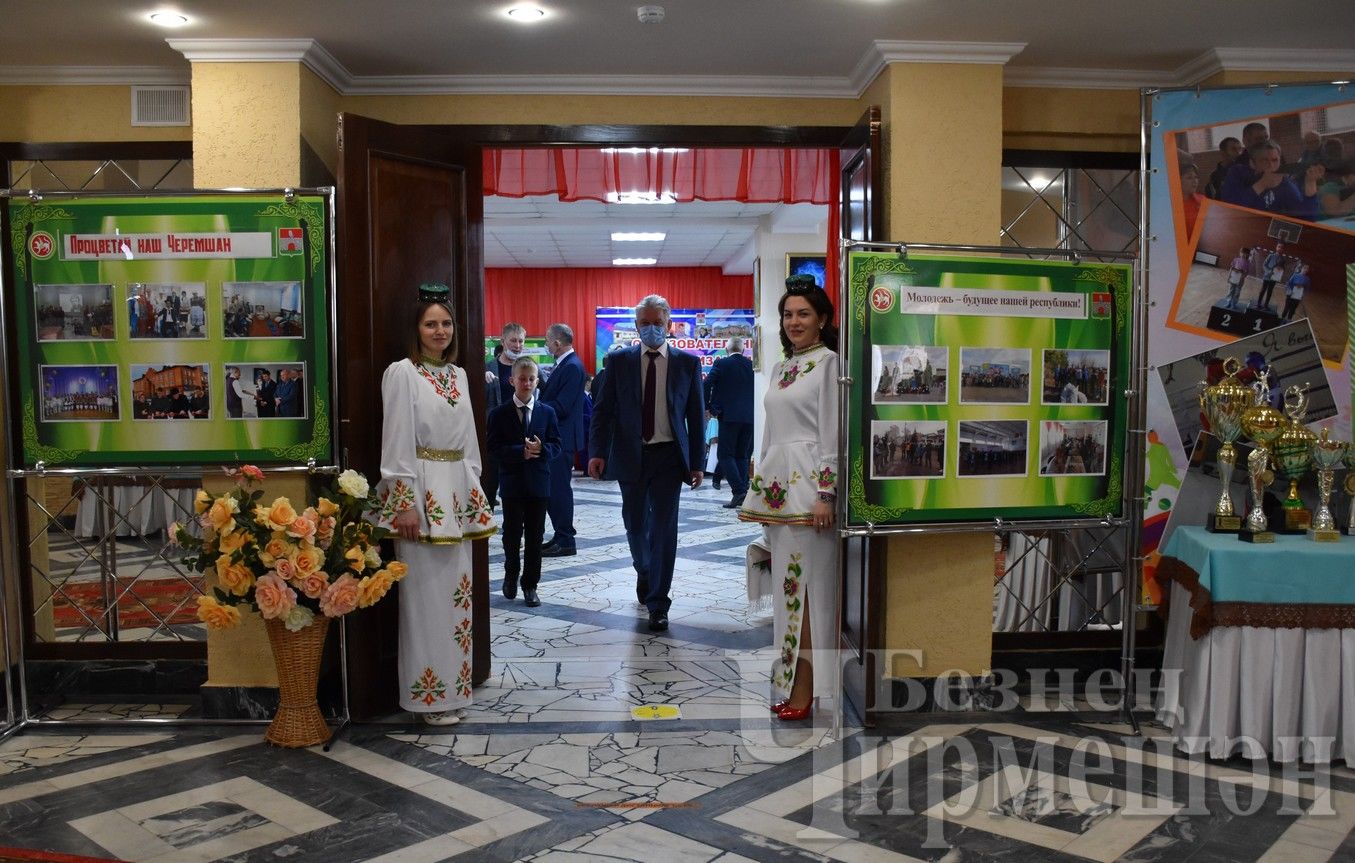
xmin=342 ymin=74 xmax=855 ymax=98
xmin=1176 ymin=48 xmax=1355 ymax=87
xmin=166 ymin=38 xmax=352 ymax=92
xmin=850 ymin=40 xmax=1027 ymax=94
xmin=0 ymin=65 xmax=189 ymax=86
xmin=1004 ymin=67 xmax=1174 ymax=90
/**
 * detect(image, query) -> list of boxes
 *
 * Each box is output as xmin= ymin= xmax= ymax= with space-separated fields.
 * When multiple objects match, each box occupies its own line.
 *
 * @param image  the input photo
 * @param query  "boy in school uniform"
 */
xmin=487 ymin=356 xmax=561 ymax=607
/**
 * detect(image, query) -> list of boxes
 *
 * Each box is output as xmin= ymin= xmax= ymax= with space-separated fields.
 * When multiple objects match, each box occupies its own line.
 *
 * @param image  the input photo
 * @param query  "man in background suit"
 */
xmin=588 ymin=295 xmax=705 ymax=631
xmin=539 ymin=322 xmax=586 ymax=556
xmin=274 ymin=369 xmax=299 ymax=418
xmin=704 ymin=336 xmax=754 ymax=509
xmin=255 ymin=370 xmax=277 ymax=418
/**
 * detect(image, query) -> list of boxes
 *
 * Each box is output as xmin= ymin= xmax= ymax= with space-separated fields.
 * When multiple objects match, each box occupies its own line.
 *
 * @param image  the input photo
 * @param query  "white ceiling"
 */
xmin=3 ymin=0 xmax=1351 ymax=272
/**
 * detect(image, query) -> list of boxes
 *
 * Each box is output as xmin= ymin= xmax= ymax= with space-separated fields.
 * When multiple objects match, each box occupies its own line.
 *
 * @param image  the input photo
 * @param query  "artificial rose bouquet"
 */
xmin=176 ymin=466 xmax=406 ymax=631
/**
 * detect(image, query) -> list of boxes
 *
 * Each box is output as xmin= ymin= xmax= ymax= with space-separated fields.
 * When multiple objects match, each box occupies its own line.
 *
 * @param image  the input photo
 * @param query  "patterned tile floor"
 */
xmin=4 ymin=476 xmax=1355 ymax=861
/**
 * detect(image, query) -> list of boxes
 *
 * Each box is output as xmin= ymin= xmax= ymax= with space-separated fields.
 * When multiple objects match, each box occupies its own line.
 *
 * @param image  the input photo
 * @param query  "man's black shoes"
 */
xmin=524 ymin=589 xmax=540 ymax=607
xmin=541 ymin=543 xmax=576 ymax=557
xmin=502 ymin=572 xmax=518 ymax=600
xmin=722 ymin=494 xmax=746 ymax=509
xmin=647 ymin=611 xmax=668 ymax=632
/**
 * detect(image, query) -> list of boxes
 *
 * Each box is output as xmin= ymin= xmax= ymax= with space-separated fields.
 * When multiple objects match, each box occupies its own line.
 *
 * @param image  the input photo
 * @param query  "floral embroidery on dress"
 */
xmin=455 ymin=661 xmax=473 ymax=698
xmin=451 ymin=573 xmax=473 ymax=610
xmin=815 ymin=466 xmax=837 ymax=491
xmin=457 ymin=487 xmax=493 ymax=527
xmin=424 ymin=491 xmax=445 ymax=526
xmin=453 ymin=617 xmax=473 ymax=652
xmin=779 ymin=553 xmax=805 ymax=689
xmin=410 ymin=666 xmax=447 ymax=706
xmin=750 ymin=470 xmax=799 ymax=511
xmin=380 ymin=479 xmax=416 ymax=521
xmin=416 ymin=362 xmax=461 ymax=408
xmin=777 ymin=358 xmax=818 ymax=390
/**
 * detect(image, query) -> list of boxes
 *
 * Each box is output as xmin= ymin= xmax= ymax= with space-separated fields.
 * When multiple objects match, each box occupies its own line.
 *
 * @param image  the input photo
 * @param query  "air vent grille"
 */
xmin=131 ymin=85 xmax=190 ymax=127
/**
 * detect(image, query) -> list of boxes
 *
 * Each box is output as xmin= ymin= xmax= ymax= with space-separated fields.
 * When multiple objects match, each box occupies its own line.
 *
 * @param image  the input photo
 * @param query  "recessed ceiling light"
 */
xmin=506 ymin=5 xmax=547 ymax=22
xmin=613 ymin=258 xmax=657 ymax=266
xmin=147 ymin=10 xmax=190 ymax=27
xmin=612 ymin=232 xmax=666 ymax=242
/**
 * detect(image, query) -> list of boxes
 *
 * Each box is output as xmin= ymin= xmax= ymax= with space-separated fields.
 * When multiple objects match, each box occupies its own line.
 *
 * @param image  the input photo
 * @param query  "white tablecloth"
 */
xmin=1157 ymin=580 xmax=1355 ymax=764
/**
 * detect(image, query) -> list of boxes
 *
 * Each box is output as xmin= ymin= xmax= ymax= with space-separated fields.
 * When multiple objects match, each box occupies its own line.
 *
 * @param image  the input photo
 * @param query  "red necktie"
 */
xmin=643 ymin=350 xmax=659 ymax=441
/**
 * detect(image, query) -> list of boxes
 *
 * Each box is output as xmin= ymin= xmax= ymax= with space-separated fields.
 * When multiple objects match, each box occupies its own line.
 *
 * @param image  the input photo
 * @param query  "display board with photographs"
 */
xmin=845 ymin=251 xmax=1131 ymax=526
xmin=6 ymin=191 xmax=333 ymax=467
xmin=595 ymin=307 xmax=755 ymax=376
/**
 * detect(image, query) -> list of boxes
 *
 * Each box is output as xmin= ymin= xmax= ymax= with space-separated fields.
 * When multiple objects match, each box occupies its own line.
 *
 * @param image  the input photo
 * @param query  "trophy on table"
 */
xmin=1344 ymin=444 xmax=1355 ymax=536
xmin=1198 ymin=357 xmax=1253 ymax=533
xmin=1270 ymin=384 xmax=1315 ymax=534
xmin=1238 ymin=370 xmax=1286 ymax=543
xmin=1308 ymin=429 xmax=1347 ymax=542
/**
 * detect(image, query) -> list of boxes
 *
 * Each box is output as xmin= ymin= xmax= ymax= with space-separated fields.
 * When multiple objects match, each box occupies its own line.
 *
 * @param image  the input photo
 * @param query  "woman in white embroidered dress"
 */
xmin=740 ymin=275 xmax=840 ymax=722
xmin=375 ymin=283 xmax=495 ymax=726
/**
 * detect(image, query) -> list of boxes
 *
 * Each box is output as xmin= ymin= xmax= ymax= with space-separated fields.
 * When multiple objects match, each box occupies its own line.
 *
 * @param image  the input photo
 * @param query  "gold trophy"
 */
xmin=1344 ymin=444 xmax=1355 ymax=536
xmin=1238 ymin=371 xmax=1286 ymax=543
xmin=1308 ymin=430 xmax=1347 ymax=542
xmin=1271 ymin=384 xmax=1314 ymax=534
xmin=1198 ymin=357 xmax=1252 ymax=533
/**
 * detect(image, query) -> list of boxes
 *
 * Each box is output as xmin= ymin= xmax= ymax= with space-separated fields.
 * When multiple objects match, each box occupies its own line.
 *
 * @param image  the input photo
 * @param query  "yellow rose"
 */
xmin=358 ymin=569 xmax=395 ymax=608
xmin=218 ymin=530 xmax=248 ymax=555
xmin=345 ymin=545 xmax=366 ymax=572
xmin=207 ymin=496 xmax=239 ymax=534
xmin=316 ymin=497 xmax=339 ymax=518
xmin=215 ymin=556 xmax=256 ymax=597
xmin=196 ymin=595 xmax=241 ymax=629
xmin=292 ymin=544 xmax=325 ymax=575
xmin=265 ymin=498 xmax=298 ymax=532
xmin=194 ymin=489 xmax=212 ymax=514
xmin=386 ymin=560 xmax=409 ymax=581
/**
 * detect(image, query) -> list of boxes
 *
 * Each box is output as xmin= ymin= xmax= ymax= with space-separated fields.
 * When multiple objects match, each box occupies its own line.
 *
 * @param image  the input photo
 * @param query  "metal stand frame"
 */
xmin=836 ymin=238 xmax=1146 ymax=727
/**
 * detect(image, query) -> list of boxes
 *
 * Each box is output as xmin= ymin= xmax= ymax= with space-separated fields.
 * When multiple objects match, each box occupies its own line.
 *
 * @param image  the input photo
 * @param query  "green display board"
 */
xmin=845 ymin=252 xmax=1131 ymax=525
xmin=5 ymin=191 xmax=333 ymax=467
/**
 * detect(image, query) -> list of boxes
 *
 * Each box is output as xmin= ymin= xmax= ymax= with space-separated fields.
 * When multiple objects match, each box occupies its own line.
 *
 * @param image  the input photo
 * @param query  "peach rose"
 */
xmin=358 ymin=569 xmax=395 ymax=608
xmin=207 ymin=496 xmax=239 ymax=534
xmin=287 ymin=515 xmax=317 ymax=543
xmin=263 ymin=498 xmax=298 ymax=532
xmin=386 ymin=560 xmax=409 ymax=581
xmin=193 ymin=489 xmax=212 ymax=514
xmin=316 ymin=497 xmax=339 ymax=517
xmin=319 ymin=573 xmax=360 ymax=617
xmin=297 ymin=571 xmax=329 ymax=599
xmin=217 ymin=530 xmax=247 ymax=555
xmin=292 ymin=544 xmax=325 ymax=575
xmin=274 ymin=557 xmax=298 ymax=582
xmin=196 ymin=595 xmax=241 ymax=630
xmin=315 ymin=516 xmax=337 ymax=548
xmin=240 ymin=464 xmax=265 ymax=483
xmin=254 ymin=574 xmax=296 ymax=620
xmin=215 ymin=557 xmax=256 ymax=597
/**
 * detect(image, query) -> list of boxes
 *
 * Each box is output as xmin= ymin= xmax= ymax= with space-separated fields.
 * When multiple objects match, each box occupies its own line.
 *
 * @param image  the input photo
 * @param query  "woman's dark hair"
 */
xmin=408 ymin=299 xmax=459 ymax=364
xmin=777 ymin=276 xmax=838 ymax=358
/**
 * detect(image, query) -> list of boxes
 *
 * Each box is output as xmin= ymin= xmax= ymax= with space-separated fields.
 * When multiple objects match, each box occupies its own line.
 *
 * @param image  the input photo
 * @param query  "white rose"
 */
xmin=365 ymin=545 xmax=382 ymax=569
xmin=283 ymin=604 xmax=316 ymax=632
xmin=337 ymin=469 xmax=369 ymax=499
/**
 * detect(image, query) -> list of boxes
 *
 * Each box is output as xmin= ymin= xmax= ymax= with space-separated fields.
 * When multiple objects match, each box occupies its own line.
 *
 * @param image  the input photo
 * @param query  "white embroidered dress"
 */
xmin=376 ymin=358 xmax=496 ymax=713
xmin=739 ymin=344 xmax=841 ymax=700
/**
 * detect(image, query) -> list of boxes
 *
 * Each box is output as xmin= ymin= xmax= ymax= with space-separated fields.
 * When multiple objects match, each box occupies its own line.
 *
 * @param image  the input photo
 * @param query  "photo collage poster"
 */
xmin=845 ymin=252 xmax=1131 ymax=526
xmin=7 ymin=192 xmax=333 ymax=467
xmin=1143 ymin=83 xmax=1354 ymax=602
xmin=594 ymin=307 xmax=755 ymax=377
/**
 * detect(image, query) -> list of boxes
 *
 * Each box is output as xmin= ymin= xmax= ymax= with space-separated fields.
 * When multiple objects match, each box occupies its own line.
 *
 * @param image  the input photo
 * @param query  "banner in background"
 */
xmin=844 ymin=252 xmax=1131 ymax=525
xmin=482 ymin=337 xmax=556 ymax=371
xmin=594 ymin=307 xmax=755 ymax=375
xmin=7 ymin=192 xmax=333 ymax=467
xmin=1143 ymin=83 xmax=1354 ymax=601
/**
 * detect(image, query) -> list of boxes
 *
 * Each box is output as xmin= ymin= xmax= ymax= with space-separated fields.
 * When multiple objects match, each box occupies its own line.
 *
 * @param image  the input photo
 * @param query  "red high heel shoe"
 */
xmin=775 ymin=701 xmax=814 ymax=721
xmin=769 ymin=700 xmax=790 ymax=713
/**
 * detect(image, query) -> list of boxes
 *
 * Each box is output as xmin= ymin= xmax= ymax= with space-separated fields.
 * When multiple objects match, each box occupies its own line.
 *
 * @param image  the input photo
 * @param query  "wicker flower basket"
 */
xmin=263 ymin=616 xmax=332 ymax=748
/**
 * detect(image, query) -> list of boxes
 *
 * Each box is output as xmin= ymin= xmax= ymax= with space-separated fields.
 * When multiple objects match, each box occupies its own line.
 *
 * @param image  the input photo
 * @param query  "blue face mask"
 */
xmin=638 ymin=324 xmax=667 ymax=349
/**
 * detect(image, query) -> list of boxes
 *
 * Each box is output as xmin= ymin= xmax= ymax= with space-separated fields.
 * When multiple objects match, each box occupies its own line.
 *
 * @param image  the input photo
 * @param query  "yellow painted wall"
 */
xmin=300 ymin=66 xmax=342 ymax=177
xmin=1003 ymin=86 xmax=1140 ymax=153
xmin=0 ymin=85 xmax=192 ymax=142
xmin=190 ymin=63 xmax=301 ymax=187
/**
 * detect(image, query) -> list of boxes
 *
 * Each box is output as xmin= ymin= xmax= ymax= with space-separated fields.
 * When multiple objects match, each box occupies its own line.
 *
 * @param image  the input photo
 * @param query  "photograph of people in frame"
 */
xmin=224 ymin=363 xmax=308 ymax=420
xmin=1041 ymin=348 xmax=1110 ymax=405
xmin=130 ymin=364 xmax=210 ymax=420
xmin=40 ymin=365 xmax=119 ymax=422
xmin=957 ymin=421 xmax=1028 ymax=477
xmin=1039 ymin=420 xmax=1107 ymax=477
xmin=222 ymin=281 xmax=303 ymax=339
xmin=958 ymin=348 xmax=1031 ymax=405
xmin=34 ymin=283 xmax=114 ymax=341
xmin=872 ymin=345 xmax=948 ymax=404
xmin=869 ymin=419 xmax=946 ymax=479
xmin=126 ymin=282 xmax=207 ymax=340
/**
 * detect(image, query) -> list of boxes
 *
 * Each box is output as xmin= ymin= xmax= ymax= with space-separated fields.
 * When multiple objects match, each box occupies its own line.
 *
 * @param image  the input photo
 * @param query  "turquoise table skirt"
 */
xmin=1160 ymin=526 xmax=1355 ymax=606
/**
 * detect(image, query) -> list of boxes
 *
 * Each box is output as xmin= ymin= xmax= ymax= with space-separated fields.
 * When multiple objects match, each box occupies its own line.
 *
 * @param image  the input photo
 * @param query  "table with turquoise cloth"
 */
xmin=1157 ymin=525 xmax=1355 ymax=763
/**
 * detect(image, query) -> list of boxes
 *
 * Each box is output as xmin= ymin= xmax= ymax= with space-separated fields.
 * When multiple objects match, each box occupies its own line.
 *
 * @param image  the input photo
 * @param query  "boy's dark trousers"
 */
xmin=501 ymin=495 xmax=550 ymax=590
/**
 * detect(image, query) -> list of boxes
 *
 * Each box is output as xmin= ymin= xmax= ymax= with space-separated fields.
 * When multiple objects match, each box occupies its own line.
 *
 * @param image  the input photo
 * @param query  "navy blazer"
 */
xmin=703 ymin=352 xmax=754 ymax=424
xmin=540 ymin=350 xmax=587 ymax=452
xmin=487 ymin=399 xmax=562 ymax=499
xmin=590 ymin=344 xmax=705 ymax=480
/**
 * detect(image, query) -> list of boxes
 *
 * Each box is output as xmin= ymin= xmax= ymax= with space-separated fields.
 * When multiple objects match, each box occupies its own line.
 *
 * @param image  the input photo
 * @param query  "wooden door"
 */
xmin=336 ymin=113 xmax=488 ymax=719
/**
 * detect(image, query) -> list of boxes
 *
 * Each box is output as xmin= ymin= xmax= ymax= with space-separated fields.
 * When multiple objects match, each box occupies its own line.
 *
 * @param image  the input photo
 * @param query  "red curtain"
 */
xmin=485 ymin=267 xmax=751 ymax=372
xmin=485 ymin=147 xmax=835 ymax=205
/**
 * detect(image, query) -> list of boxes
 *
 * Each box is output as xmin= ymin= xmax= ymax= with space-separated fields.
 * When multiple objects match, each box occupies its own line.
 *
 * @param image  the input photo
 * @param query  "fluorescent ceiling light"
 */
xmin=613 ymin=258 xmax=657 ymax=266
xmin=506 ymin=5 xmax=547 ymax=21
xmin=600 ymin=147 xmax=690 ymax=154
xmin=605 ymin=191 xmax=676 ymax=204
xmin=147 ymin=10 xmax=190 ymax=27
xmin=611 ymin=232 xmax=666 ymax=242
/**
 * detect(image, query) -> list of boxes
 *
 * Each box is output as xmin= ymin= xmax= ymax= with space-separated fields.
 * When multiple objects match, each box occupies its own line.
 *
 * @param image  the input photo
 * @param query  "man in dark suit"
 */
xmin=539 ymin=323 xmax=587 ymax=556
xmin=275 ymin=369 xmax=301 ymax=417
xmin=588 ymin=295 xmax=705 ymax=631
xmin=704 ymin=336 xmax=755 ymax=508
xmin=487 ymin=356 xmax=561 ymax=608
xmin=255 ymin=370 xmax=277 ymax=418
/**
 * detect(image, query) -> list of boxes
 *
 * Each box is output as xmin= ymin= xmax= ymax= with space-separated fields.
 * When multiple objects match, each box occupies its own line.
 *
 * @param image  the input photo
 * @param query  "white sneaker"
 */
xmin=421 ymin=710 xmax=461 ymax=726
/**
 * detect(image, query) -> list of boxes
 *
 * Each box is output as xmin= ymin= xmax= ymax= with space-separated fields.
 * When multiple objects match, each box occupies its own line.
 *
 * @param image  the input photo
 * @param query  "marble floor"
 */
xmin=5 ymin=476 xmax=1355 ymax=861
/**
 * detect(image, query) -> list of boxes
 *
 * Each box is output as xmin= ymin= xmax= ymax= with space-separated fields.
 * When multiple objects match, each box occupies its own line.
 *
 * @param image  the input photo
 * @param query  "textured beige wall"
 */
xmin=300 ymin=66 xmax=342 ymax=178
xmin=191 ymin=63 xmax=301 ymax=188
xmin=1003 ymin=86 xmax=1140 ymax=153
xmin=0 ymin=85 xmax=193 ymax=142
xmin=886 ymin=533 xmax=996 ymax=678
